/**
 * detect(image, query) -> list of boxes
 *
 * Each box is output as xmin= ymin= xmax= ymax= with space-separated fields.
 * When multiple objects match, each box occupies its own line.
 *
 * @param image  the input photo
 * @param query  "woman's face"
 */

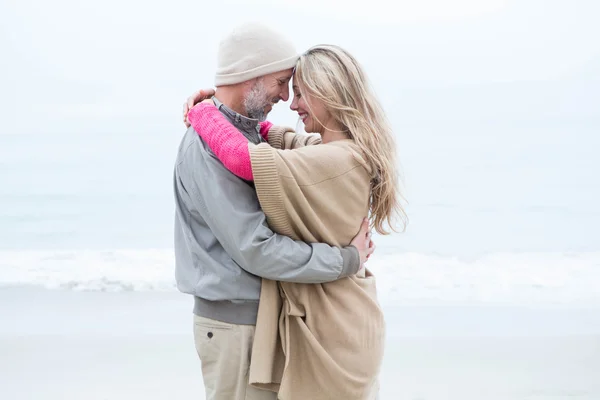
xmin=290 ymin=77 xmax=329 ymax=134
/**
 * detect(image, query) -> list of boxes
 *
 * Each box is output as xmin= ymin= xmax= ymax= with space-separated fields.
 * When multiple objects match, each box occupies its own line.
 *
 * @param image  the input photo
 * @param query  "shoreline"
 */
xmin=1 ymin=288 xmax=599 ymax=399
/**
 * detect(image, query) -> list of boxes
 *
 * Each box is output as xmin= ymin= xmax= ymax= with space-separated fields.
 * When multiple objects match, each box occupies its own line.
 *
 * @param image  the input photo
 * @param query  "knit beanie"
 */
xmin=214 ymin=23 xmax=299 ymax=86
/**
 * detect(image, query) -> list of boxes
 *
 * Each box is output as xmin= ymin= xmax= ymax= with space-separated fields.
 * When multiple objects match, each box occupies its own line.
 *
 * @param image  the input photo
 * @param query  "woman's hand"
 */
xmin=182 ymin=88 xmax=216 ymax=128
xmin=350 ymin=218 xmax=376 ymax=270
xmin=186 ymin=99 xmax=216 ymax=127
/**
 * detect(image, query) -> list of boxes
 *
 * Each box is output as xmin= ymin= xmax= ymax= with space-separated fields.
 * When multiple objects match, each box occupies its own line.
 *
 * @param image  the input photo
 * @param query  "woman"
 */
xmin=186 ymin=45 xmax=407 ymax=400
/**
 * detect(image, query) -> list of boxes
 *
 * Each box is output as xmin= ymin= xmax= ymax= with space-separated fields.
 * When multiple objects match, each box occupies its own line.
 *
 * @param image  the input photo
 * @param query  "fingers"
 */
xmin=193 ymin=89 xmax=205 ymax=105
xmin=366 ymin=243 xmax=375 ymax=258
xmin=188 ymin=89 xmax=203 ymax=109
xmin=350 ymin=218 xmax=373 ymax=268
xmin=183 ymin=88 xmax=215 ymax=128
xmin=365 ymin=232 xmax=376 ymax=261
xmin=366 ymin=240 xmax=375 ymax=256
xmin=190 ymin=88 xmax=216 ymax=108
xmin=183 ymin=102 xmax=190 ymax=128
xmin=358 ymin=217 xmax=369 ymax=237
xmin=187 ymin=92 xmax=198 ymax=110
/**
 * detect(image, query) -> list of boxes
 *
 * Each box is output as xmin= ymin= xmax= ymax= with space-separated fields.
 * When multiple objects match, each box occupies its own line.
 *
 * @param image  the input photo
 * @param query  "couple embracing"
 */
xmin=174 ymin=22 xmax=406 ymax=400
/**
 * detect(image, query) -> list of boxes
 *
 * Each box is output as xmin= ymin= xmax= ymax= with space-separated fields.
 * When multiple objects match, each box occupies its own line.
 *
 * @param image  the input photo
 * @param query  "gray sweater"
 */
xmin=173 ymin=100 xmax=360 ymax=325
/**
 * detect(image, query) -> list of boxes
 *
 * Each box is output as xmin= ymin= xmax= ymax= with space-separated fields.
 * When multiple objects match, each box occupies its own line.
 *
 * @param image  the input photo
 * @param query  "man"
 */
xmin=173 ymin=23 xmax=373 ymax=400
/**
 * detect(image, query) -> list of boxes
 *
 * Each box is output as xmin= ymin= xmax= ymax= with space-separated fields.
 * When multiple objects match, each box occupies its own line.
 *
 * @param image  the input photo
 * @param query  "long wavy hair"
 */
xmin=294 ymin=44 xmax=408 ymax=234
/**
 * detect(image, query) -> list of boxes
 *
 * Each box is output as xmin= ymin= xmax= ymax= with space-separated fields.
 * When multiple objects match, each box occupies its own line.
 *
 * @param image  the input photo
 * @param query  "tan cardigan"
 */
xmin=247 ymin=126 xmax=385 ymax=400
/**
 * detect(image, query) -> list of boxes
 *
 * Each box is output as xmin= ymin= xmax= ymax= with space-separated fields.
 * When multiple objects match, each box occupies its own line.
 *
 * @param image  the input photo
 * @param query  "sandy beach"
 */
xmin=1 ymin=287 xmax=599 ymax=400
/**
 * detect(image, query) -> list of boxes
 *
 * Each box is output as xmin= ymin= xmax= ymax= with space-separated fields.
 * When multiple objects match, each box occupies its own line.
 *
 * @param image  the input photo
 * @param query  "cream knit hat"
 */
xmin=214 ymin=23 xmax=299 ymax=86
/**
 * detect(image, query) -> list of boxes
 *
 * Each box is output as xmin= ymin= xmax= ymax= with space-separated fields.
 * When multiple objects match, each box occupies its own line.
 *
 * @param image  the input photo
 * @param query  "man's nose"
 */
xmin=280 ymin=86 xmax=290 ymax=102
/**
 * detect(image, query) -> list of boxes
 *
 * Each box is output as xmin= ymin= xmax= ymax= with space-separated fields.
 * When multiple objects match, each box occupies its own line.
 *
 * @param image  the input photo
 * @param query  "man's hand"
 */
xmin=350 ymin=218 xmax=375 ymax=270
xmin=183 ymin=88 xmax=216 ymax=128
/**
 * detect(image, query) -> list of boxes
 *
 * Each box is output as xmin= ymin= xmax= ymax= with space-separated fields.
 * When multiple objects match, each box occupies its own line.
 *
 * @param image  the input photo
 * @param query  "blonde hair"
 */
xmin=295 ymin=44 xmax=407 ymax=234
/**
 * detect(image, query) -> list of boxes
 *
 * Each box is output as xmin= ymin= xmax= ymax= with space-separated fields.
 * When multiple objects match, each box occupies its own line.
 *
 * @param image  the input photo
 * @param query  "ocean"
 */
xmin=1 ymin=121 xmax=599 ymax=307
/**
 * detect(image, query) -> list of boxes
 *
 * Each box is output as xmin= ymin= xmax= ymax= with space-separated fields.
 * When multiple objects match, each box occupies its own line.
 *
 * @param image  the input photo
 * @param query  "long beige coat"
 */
xmin=247 ymin=126 xmax=385 ymax=400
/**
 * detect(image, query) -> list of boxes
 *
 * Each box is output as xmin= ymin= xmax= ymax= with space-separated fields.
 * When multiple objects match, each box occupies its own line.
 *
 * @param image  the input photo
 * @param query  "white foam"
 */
xmin=369 ymin=252 xmax=600 ymax=307
xmin=0 ymin=249 xmax=175 ymax=292
xmin=1 ymin=249 xmax=599 ymax=307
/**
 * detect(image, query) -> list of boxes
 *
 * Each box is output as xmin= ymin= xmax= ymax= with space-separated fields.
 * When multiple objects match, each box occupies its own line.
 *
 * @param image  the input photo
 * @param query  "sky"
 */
xmin=0 ymin=0 xmax=598 ymax=255
xmin=0 ymin=0 xmax=598 ymax=136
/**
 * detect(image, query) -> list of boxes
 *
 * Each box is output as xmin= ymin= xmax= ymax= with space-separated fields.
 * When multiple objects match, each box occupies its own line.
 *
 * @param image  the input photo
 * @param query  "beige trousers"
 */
xmin=193 ymin=315 xmax=278 ymax=400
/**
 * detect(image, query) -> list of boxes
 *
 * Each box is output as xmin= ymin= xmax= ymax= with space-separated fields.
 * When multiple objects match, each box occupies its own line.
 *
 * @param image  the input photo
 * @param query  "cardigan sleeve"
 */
xmin=187 ymin=103 xmax=254 ymax=181
xmin=259 ymin=121 xmax=273 ymax=141
xmin=249 ymin=141 xmax=369 ymax=238
xmin=266 ymin=126 xmax=322 ymax=150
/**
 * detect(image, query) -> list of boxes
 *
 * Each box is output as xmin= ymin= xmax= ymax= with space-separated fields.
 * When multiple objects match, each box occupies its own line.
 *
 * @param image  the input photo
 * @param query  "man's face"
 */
xmin=243 ymin=68 xmax=293 ymax=120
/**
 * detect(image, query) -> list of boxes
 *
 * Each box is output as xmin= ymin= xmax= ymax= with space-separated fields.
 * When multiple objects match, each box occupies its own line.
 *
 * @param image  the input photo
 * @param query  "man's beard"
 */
xmin=243 ymin=80 xmax=276 ymax=121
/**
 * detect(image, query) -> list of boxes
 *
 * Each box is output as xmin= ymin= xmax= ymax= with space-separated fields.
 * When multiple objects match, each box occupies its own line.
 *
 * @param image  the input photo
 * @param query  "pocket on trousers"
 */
xmin=193 ymin=316 xmax=236 ymax=361
xmin=193 ymin=316 xmax=241 ymax=396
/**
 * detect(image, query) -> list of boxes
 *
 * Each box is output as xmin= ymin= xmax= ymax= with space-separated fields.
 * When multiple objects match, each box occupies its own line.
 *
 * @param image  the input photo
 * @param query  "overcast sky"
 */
xmin=0 ymin=0 xmax=598 ymax=135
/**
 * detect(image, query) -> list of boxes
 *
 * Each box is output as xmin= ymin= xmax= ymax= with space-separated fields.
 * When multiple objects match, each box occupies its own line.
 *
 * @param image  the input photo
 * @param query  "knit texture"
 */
xmin=259 ymin=121 xmax=273 ymax=141
xmin=187 ymin=107 xmax=320 ymax=182
xmin=187 ymin=103 xmax=254 ymax=181
xmin=215 ymin=23 xmax=299 ymax=86
xmin=248 ymin=129 xmax=385 ymax=400
xmin=266 ymin=125 xmax=321 ymax=150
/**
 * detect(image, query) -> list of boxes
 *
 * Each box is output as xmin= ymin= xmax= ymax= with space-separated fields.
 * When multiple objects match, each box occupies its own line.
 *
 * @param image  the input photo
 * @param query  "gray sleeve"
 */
xmin=179 ymin=141 xmax=360 ymax=283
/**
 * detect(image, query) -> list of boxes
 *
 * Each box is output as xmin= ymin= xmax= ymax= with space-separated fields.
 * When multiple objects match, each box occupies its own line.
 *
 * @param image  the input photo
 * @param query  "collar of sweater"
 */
xmin=212 ymin=96 xmax=262 ymax=140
